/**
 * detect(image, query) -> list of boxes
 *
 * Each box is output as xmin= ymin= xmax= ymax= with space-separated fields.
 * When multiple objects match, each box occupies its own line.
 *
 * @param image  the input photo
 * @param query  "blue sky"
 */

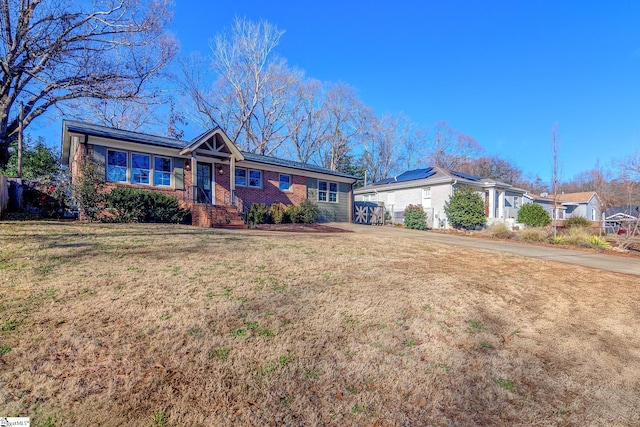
xmin=171 ymin=1 xmax=640 ymax=182
xmin=40 ymin=1 xmax=640 ymax=183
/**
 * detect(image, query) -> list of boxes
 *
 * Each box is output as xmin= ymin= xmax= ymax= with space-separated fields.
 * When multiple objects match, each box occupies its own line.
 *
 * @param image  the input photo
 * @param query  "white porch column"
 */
xmin=230 ymin=156 xmax=236 ymax=205
xmin=498 ymin=190 xmax=505 ymax=219
xmin=191 ymin=154 xmax=197 ymax=201
xmin=230 ymin=156 xmax=236 ymax=191
xmin=488 ymin=188 xmax=496 ymax=218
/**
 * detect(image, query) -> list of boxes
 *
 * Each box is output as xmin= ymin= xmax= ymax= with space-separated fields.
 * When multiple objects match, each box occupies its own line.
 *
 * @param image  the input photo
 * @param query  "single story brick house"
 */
xmin=61 ymin=120 xmax=357 ymax=226
xmin=354 ymin=167 xmax=527 ymax=228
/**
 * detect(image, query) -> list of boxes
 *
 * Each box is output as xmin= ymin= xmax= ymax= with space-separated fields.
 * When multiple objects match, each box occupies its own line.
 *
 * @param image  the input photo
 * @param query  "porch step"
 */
xmin=192 ymin=203 xmax=246 ymax=228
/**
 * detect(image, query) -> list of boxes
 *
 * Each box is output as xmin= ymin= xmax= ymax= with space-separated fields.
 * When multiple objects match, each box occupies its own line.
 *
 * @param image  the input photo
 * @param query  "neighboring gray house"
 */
xmin=524 ymin=191 xmax=601 ymax=222
xmin=354 ymin=167 xmax=526 ymax=229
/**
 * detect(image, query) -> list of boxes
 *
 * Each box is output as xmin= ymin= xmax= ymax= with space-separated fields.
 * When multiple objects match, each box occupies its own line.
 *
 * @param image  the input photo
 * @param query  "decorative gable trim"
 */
xmin=179 ymin=128 xmax=244 ymax=161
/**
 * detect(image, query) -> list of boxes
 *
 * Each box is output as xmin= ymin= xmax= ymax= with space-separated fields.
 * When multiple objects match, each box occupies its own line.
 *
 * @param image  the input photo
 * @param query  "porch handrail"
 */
xmin=193 ymin=185 xmax=214 ymax=207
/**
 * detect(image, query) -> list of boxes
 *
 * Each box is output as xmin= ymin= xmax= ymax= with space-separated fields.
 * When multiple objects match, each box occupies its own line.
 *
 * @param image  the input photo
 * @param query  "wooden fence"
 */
xmin=0 ymin=174 xmax=8 ymax=216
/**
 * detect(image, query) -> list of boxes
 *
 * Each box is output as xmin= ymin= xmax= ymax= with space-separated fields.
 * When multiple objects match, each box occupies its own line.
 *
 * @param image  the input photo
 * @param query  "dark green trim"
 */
xmin=173 ymin=157 xmax=185 ymax=190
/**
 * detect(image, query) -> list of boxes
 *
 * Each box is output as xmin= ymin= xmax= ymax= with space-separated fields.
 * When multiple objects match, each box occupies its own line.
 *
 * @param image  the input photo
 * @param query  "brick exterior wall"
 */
xmin=73 ymin=144 xmax=193 ymax=220
xmin=214 ymin=163 xmax=231 ymax=206
xmin=71 ymin=142 xmax=343 ymax=224
xmin=81 ymin=144 xmax=192 ymax=206
xmin=235 ymin=170 xmax=307 ymax=208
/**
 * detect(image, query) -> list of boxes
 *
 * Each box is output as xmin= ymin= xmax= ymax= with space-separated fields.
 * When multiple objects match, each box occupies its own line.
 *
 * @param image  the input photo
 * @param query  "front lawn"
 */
xmin=0 ymin=222 xmax=638 ymax=426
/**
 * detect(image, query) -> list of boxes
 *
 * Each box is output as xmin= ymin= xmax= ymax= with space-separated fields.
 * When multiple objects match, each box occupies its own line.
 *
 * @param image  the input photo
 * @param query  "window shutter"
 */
xmin=92 ymin=145 xmax=106 ymax=180
xmin=173 ymin=157 xmax=184 ymax=190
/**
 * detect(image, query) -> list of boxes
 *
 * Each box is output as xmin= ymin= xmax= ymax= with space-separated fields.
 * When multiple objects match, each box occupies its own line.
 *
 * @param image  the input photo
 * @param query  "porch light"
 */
xmin=218 ymin=165 xmax=224 ymax=174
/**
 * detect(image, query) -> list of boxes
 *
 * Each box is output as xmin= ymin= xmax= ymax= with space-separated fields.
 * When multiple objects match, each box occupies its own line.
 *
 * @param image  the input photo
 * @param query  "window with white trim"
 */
xmin=235 ymin=168 xmax=247 ymax=186
xmin=422 ymin=187 xmax=431 ymax=199
xmin=131 ymin=153 xmax=150 ymax=185
xmin=591 ymin=209 xmax=596 ymax=221
xmin=107 ymin=150 xmax=127 ymax=182
xmin=514 ymin=196 xmax=519 ymax=209
xmin=249 ymin=170 xmax=262 ymax=188
xmin=318 ymin=180 xmax=338 ymax=203
xmin=153 ymin=156 xmax=171 ymax=186
xmin=235 ymin=168 xmax=262 ymax=188
xmin=279 ymin=174 xmax=292 ymax=191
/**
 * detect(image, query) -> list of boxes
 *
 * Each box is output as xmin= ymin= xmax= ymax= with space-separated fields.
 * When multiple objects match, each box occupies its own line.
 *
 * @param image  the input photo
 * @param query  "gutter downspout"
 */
xmin=445 ymin=179 xmax=457 ymax=229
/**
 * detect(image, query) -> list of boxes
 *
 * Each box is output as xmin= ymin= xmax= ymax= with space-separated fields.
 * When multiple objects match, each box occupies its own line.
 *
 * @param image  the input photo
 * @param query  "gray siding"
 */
xmin=307 ymin=178 xmax=351 ymax=222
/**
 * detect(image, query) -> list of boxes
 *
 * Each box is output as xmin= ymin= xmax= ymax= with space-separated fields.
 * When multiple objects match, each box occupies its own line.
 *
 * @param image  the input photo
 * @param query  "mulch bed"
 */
xmin=252 ymin=223 xmax=352 ymax=233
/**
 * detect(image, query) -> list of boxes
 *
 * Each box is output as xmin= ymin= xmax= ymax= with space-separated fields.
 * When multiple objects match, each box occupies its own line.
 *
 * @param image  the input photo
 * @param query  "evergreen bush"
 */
xmin=297 ymin=199 xmax=319 ymax=224
xmin=248 ymin=203 xmax=269 ymax=226
xmin=74 ymin=159 xmax=105 ymax=221
xmin=104 ymin=187 xmax=190 ymax=223
xmin=564 ymin=216 xmax=591 ymax=228
xmin=269 ymin=203 xmax=286 ymax=224
xmin=284 ymin=204 xmax=299 ymax=223
xmin=517 ymin=203 xmax=551 ymax=227
xmin=444 ymin=186 xmax=486 ymax=229
xmin=403 ymin=204 xmax=427 ymax=230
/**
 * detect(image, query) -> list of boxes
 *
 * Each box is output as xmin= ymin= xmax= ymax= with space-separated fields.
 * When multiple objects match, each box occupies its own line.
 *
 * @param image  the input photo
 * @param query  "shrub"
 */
xmin=486 ymin=223 xmax=514 ymax=239
xmin=74 ymin=159 xmax=105 ymax=221
xmin=269 ymin=203 xmax=286 ymax=224
xmin=296 ymin=199 xmax=319 ymax=224
xmin=519 ymin=227 xmax=550 ymax=242
xmin=104 ymin=187 xmax=190 ymax=223
xmin=550 ymin=235 xmax=567 ymax=245
xmin=444 ymin=186 xmax=486 ymax=230
xmin=403 ymin=204 xmax=427 ymax=230
xmin=587 ymin=235 xmax=611 ymax=250
xmin=565 ymin=216 xmax=591 ymax=228
xmin=248 ymin=203 xmax=269 ymax=226
xmin=564 ymin=227 xmax=591 ymax=247
xmin=284 ymin=204 xmax=299 ymax=223
xmin=517 ymin=203 xmax=551 ymax=227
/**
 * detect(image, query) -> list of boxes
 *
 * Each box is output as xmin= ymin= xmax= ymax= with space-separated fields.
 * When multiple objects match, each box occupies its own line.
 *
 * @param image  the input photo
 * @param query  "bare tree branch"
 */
xmin=0 ymin=0 xmax=177 ymax=166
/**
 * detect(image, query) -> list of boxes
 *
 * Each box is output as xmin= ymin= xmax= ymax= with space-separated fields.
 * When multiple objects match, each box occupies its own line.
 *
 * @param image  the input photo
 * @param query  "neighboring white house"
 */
xmin=524 ymin=191 xmax=601 ymax=222
xmin=354 ymin=167 xmax=527 ymax=229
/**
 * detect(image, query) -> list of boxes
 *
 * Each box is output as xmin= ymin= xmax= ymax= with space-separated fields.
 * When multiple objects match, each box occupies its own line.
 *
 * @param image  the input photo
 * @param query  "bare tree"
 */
xmin=177 ymin=52 xmax=218 ymax=129
xmin=0 ymin=0 xmax=176 ymax=167
xmin=284 ymin=78 xmax=331 ymax=163
xmin=180 ymin=17 xmax=301 ymax=156
xmin=458 ymin=156 xmax=523 ymax=183
xmin=551 ymin=123 xmax=560 ymax=238
xmin=362 ymin=113 xmax=412 ymax=182
xmin=399 ymin=125 xmax=428 ymax=171
xmin=319 ymin=82 xmax=369 ymax=171
xmin=428 ymin=121 xmax=482 ymax=170
xmin=67 ymin=96 xmax=160 ymax=132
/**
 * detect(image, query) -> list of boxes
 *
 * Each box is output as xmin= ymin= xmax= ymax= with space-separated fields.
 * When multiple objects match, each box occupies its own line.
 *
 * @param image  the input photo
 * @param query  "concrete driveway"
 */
xmin=332 ymin=223 xmax=640 ymax=277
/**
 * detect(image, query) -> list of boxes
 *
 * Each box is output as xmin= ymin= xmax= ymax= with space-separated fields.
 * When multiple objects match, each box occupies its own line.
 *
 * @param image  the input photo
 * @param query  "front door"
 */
xmin=196 ymin=163 xmax=213 ymax=204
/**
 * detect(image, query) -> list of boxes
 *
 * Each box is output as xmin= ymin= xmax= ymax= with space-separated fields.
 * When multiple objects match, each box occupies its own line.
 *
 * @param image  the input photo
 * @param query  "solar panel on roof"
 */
xmin=450 ymin=170 xmax=481 ymax=181
xmin=373 ymin=177 xmax=396 ymax=185
xmin=395 ymin=167 xmax=435 ymax=182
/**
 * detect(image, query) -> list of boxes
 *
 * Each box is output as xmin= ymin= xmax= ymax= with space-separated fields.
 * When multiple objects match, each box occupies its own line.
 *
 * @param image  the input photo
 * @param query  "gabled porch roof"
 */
xmin=179 ymin=128 xmax=244 ymax=161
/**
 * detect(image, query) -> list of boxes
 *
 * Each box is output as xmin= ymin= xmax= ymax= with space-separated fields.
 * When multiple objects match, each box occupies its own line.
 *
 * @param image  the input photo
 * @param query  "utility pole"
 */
xmin=17 ymin=102 xmax=24 ymax=211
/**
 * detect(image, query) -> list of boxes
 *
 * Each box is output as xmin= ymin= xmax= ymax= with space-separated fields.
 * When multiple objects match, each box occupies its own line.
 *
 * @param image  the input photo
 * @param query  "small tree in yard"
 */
xmin=73 ymin=160 xmax=105 ymax=221
xmin=517 ymin=203 xmax=551 ymax=227
xmin=444 ymin=186 xmax=486 ymax=229
xmin=404 ymin=205 xmax=427 ymax=230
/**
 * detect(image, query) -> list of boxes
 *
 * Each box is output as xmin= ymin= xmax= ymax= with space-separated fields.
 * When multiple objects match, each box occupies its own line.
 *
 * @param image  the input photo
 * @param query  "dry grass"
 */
xmin=1 ymin=221 xmax=639 ymax=426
